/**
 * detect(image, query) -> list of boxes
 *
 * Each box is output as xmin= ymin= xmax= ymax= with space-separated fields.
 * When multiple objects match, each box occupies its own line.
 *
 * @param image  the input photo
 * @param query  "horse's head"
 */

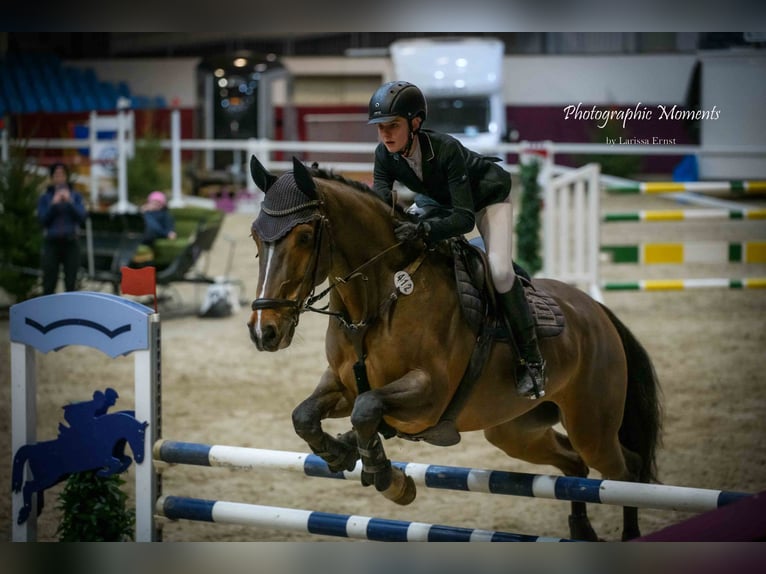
xmin=248 ymin=156 xmax=329 ymax=351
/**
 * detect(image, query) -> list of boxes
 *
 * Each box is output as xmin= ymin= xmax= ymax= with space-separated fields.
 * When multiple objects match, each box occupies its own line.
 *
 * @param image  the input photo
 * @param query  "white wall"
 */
xmin=64 ymin=53 xmax=700 ymax=109
xmin=501 ymin=54 xmax=698 ymax=105
xmin=283 ymin=54 xmax=699 ymax=106
xmin=698 ymin=50 xmax=766 ymax=178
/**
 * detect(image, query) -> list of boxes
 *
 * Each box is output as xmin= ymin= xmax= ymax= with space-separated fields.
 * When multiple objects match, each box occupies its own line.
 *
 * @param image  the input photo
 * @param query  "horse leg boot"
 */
xmin=498 ymin=280 xmax=547 ymax=399
xmin=351 ymin=392 xmax=416 ymax=505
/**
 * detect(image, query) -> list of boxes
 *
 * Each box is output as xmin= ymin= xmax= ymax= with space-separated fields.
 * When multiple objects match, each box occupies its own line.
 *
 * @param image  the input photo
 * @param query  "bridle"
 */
xmin=250 ymin=197 xmax=413 ymax=328
xmin=250 ymin=214 xmax=327 ymax=323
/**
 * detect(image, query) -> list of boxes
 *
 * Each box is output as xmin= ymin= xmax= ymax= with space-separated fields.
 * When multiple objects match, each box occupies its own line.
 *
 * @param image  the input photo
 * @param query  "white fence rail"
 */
xmin=5 ymin=108 xmax=766 ymax=209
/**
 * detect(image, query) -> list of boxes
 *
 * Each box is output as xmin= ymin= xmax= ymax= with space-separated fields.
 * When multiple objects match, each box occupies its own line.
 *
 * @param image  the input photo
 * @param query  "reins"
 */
xmin=302 ymin=238 xmax=409 ymax=320
xmin=250 ymin=198 xmax=425 ymax=331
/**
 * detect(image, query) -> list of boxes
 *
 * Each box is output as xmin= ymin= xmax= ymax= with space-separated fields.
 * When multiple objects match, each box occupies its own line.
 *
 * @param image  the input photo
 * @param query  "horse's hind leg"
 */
xmin=292 ymin=368 xmax=359 ymax=472
xmin=561 ymin=386 xmax=643 ymax=540
xmin=484 ymin=415 xmax=599 ymax=541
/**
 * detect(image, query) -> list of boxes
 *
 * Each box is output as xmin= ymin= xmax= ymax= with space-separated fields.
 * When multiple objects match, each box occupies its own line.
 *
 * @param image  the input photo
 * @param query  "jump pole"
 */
xmin=606 ymin=181 xmax=766 ymax=196
xmin=154 ymin=441 xmax=751 ymax=515
xmin=155 ymin=495 xmax=572 ymax=542
xmin=602 ymin=208 xmax=766 ymax=222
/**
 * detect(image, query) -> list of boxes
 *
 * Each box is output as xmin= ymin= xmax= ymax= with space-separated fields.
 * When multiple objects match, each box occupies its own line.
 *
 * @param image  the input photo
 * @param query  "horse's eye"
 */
xmin=298 ymin=231 xmax=313 ymax=246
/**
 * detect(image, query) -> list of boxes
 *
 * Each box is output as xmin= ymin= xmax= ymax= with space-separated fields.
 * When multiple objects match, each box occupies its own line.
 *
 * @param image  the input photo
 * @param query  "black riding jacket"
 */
xmin=372 ymin=129 xmax=511 ymax=242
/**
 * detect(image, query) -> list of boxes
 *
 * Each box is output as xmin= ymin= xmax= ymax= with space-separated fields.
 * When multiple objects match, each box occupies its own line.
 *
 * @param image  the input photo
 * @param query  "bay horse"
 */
xmin=247 ymin=155 xmax=662 ymax=541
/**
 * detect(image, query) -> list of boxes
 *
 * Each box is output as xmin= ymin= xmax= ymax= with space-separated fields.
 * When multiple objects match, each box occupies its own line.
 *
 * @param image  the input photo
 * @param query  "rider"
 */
xmin=368 ymin=80 xmax=546 ymax=399
xmin=60 ymin=388 xmax=119 ymax=436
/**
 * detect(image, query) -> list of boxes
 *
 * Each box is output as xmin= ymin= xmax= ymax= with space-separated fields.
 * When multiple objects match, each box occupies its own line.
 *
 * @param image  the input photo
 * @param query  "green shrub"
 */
xmin=0 ymin=145 xmax=46 ymax=302
xmin=55 ymin=470 xmax=135 ymax=541
xmin=514 ymin=160 xmax=543 ymax=276
xmin=127 ymin=134 xmax=171 ymax=205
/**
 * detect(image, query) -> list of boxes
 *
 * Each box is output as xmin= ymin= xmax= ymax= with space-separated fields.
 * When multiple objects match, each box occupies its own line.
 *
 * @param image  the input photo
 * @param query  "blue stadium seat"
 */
xmin=0 ymin=53 xmax=153 ymax=114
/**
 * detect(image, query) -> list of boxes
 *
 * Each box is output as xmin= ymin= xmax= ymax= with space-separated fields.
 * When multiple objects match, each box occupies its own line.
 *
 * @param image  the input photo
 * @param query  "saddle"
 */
xmin=452 ymin=238 xmax=565 ymax=339
xmin=396 ymin=238 xmax=564 ymax=448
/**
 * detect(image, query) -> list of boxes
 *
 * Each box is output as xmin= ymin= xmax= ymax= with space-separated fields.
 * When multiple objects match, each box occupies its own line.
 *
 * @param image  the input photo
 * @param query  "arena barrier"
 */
xmin=154 ymin=440 xmax=750 ymax=514
xmin=542 ymin=165 xmax=766 ymax=299
xmin=606 ymin=180 xmax=766 ymax=196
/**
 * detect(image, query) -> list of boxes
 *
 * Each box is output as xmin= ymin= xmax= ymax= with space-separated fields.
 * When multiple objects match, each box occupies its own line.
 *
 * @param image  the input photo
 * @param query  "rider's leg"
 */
xmin=476 ymin=197 xmax=546 ymax=399
xmin=497 ymin=280 xmax=546 ymax=398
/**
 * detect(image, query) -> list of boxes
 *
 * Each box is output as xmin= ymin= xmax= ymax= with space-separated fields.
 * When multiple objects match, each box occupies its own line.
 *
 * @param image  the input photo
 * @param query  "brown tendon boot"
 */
xmin=498 ymin=280 xmax=547 ymax=399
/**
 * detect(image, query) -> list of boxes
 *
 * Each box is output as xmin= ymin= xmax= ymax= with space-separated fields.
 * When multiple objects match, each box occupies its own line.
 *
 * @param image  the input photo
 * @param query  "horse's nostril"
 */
xmin=262 ymin=324 xmax=278 ymax=345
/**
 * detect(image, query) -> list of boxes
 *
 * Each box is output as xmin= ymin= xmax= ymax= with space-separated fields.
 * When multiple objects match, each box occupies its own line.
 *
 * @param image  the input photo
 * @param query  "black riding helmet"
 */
xmin=368 ymin=81 xmax=427 ymax=125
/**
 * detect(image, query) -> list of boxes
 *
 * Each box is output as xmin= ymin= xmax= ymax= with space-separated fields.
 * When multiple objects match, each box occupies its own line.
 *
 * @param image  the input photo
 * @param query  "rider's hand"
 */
xmin=394 ymin=220 xmax=430 ymax=243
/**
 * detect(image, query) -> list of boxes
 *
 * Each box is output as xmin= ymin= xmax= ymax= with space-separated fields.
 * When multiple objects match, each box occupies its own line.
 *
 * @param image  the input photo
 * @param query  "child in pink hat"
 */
xmin=140 ymin=191 xmax=177 ymax=245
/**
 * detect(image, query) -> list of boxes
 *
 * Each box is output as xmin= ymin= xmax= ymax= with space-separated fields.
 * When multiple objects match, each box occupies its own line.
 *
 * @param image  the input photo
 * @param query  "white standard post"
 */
xmin=89 ymin=111 xmax=99 ymax=207
xmin=1 ymin=122 xmax=8 ymax=162
xmin=134 ymin=314 xmax=161 ymax=542
xmin=573 ymin=176 xmax=585 ymax=281
xmin=587 ymin=163 xmax=603 ymax=302
xmin=11 ymin=342 xmax=37 ymax=542
xmin=116 ymin=109 xmax=129 ymax=212
xmin=542 ymin=164 xmax=557 ymax=279
xmin=170 ymin=109 xmax=184 ymax=207
xmin=246 ymin=139 xmax=257 ymax=193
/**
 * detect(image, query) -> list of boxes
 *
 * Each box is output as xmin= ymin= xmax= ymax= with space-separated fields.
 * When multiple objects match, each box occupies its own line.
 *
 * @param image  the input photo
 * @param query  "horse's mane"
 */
xmin=308 ymin=165 xmax=408 ymax=217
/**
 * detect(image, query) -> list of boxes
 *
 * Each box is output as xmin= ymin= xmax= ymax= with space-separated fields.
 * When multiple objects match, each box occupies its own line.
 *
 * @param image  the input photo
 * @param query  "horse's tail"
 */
xmin=11 ymin=445 xmax=29 ymax=492
xmin=600 ymin=303 xmax=663 ymax=483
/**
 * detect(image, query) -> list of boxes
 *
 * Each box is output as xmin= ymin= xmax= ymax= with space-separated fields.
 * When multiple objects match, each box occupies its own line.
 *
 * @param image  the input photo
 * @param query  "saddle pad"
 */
xmin=453 ymin=246 xmax=484 ymax=334
xmin=452 ymin=238 xmax=564 ymax=339
xmin=525 ymin=285 xmax=565 ymax=339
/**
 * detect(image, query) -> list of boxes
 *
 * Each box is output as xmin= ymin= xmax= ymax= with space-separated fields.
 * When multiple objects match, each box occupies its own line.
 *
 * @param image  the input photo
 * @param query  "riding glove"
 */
xmin=394 ymin=220 xmax=431 ymax=243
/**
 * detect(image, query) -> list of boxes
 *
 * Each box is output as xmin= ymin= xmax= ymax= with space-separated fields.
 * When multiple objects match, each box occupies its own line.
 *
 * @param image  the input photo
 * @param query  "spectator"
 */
xmin=140 ymin=191 xmax=177 ymax=246
xmin=37 ymin=162 xmax=87 ymax=294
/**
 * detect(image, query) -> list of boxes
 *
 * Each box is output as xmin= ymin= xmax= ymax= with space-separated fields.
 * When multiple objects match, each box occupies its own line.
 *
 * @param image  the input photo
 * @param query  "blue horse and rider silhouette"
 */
xmin=12 ymin=388 xmax=148 ymax=525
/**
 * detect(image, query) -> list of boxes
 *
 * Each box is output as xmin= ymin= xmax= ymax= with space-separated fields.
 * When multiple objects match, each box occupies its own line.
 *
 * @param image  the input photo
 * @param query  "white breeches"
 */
xmin=475 ymin=196 xmax=516 ymax=293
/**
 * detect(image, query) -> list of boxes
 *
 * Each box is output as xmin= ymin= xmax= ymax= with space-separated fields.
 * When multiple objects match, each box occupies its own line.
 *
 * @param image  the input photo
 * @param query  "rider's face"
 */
xmin=376 ymin=117 xmax=410 ymax=154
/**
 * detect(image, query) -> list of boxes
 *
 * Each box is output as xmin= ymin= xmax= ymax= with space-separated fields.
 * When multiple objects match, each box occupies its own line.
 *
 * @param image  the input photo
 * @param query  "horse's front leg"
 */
xmin=351 ymin=369 xmax=434 ymax=506
xmin=292 ymin=367 xmax=358 ymax=472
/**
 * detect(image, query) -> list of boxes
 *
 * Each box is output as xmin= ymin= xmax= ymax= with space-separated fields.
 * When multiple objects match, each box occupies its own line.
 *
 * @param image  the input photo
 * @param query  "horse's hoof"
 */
xmin=325 ymin=450 xmax=358 ymax=473
xmin=382 ymin=470 xmax=416 ymax=506
xmin=622 ymin=529 xmax=641 ymax=541
xmin=568 ymin=514 xmax=599 ymax=541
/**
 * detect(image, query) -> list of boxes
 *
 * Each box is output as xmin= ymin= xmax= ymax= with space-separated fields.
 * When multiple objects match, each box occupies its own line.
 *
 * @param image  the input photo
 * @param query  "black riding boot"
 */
xmin=498 ymin=280 xmax=547 ymax=399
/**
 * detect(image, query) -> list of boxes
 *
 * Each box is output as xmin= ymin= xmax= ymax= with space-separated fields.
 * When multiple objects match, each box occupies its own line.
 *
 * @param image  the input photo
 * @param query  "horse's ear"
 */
xmin=292 ymin=156 xmax=317 ymax=199
xmin=250 ymin=155 xmax=278 ymax=192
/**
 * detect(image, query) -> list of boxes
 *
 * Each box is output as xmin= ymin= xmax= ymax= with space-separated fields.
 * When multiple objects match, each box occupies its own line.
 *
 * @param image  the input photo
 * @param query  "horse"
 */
xmin=12 ymin=410 xmax=147 ymax=525
xmin=246 ymin=155 xmax=662 ymax=541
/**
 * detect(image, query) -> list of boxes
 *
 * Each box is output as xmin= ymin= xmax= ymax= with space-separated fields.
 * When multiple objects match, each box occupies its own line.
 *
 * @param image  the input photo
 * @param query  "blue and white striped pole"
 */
xmin=155 ymin=441 xmax=750 ymax=513
xmin=156 ymin=495 xmax=572 ymax=542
